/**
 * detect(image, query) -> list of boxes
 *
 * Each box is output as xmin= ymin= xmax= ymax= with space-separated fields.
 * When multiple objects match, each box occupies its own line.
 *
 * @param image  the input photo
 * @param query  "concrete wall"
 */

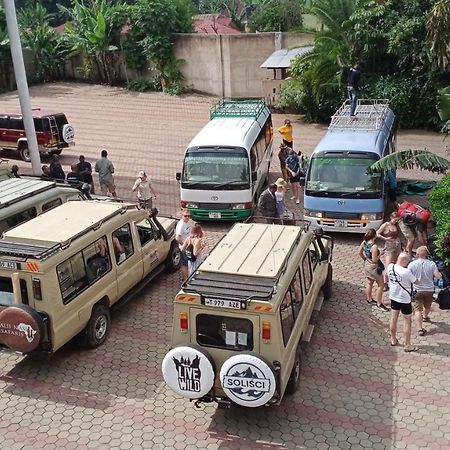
xmin=174 ymin=32 xmax=314 ymax=98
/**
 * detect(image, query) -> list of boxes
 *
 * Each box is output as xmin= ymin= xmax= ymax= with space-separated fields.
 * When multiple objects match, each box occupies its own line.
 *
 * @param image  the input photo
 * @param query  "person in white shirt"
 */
xmin=387 ymin=252 xmax=418 ymax=352
xmin=132 ymin=171 xmax=157 ymax=210
xmin=408 ymin=246 xmax=442 ymax=336
xmin=175 ymin=209 xmax=192 ymax=281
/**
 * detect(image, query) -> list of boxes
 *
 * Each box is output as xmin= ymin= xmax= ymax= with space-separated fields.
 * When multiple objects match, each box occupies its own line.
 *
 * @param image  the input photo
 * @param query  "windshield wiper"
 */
xmin=211 ymin=180 xmax=247 ymax=189
xmin=182 ymin=181 xmax=206 ymax=188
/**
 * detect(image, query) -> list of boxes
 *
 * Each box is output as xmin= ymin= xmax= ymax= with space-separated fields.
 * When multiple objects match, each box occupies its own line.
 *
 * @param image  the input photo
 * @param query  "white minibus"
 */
xmin=176 ymin=100 xmax=273 ymax=220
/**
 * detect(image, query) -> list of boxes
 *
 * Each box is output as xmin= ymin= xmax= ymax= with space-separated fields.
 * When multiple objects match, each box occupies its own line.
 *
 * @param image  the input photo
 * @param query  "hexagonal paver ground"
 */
xmin=1 ymin=83 xmax=450 ymax=450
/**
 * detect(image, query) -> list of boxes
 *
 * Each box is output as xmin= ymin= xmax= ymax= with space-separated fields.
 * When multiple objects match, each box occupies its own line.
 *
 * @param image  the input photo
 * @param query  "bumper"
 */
xmin=190 ymin=208 xmax=252 ymax=221
xmin=305 ymin=216 xmax=383 ymax=233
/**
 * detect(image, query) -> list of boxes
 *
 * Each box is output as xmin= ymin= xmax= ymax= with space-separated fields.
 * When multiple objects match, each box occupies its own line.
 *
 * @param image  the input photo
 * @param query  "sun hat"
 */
xmin=138 ymin=170 xmax=146 ymax=178
xmin=275 ymin=177 xmax=287 ymax=188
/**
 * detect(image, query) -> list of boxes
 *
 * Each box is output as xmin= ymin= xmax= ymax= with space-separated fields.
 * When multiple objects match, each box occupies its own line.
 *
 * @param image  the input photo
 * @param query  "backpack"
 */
xmin=398 ymin=201 xmax=430 ymax=225
xmin=185 ymin=243 xmax=197 ymax=262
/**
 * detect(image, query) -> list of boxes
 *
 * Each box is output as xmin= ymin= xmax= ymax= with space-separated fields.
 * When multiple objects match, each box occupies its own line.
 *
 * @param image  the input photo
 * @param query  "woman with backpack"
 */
xmin=181 ymin=223 xmax=206 ymax=276
xmin=358 ymin=228 xmax=390 ymax=311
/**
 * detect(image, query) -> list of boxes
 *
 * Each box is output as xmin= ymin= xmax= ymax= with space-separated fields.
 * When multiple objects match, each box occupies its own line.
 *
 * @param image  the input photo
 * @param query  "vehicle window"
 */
xmin=6 ymin=207 xmax=37 ymax=228
xmin=0 ymin=276 xmax=14 ymax=306
xmin=136 ymin=218 xmax=155 ymax=246
xmin=42 ymin=198 xmax=62 ymax=212
xmin=9 ymin=117 xmax=24 ymax=130
xmin=264 ymin=121 xmax=273 ymax=147
xmin=112 ymin=224 xmax=134 ymax=264
xmin=196 ymin=314 xmax=253 ymax=351
xmin=280 ymin=272 xmax=303 ymax=346
xmin=301 ymin=252 xmax=312 ymax=295
xmin=20 ymin=279 xmax=29 ymax=305
xmin=250 ymin=148 xmax=257 ymax=171
xmin=256 ymin=134 xmax=265 ymax=162
xmin=0 ymin=116 xmax=9 ymax=128
xmin=33 ymin=118 xmax=43 ymax=132
xmin=309 ymin=241 xmax=321 ymax=269
xmin=57 ymin=237 xmax=111 ymax=304
xmin=54 ymin=114 xmax=68 ymax=129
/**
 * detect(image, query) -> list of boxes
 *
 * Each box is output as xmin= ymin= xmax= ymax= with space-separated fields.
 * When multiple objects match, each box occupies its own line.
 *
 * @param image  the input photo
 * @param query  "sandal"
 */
xmin=404 ymin=346 xmax=419 ymax=353
xmin=390 ymin=339 xmax=399 ymax=346
xmin=366 ymin=298 xmax=376 ymax=304
xmin=423 ymin=317 xmax=431 ymax=323
xmin=418 ymin=329 xmax=427 ymax=336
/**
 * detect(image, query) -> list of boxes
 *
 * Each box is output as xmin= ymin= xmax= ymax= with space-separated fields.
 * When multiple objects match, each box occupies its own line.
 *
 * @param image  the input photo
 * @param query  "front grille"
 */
xmin=198 ymin=203 xmax=231 ymax=210
xmin=324 ymin=212 xmax=360 ymax=220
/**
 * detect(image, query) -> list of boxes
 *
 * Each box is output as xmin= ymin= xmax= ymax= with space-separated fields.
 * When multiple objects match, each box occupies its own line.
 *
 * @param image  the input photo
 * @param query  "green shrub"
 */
xmin=365 ymin=75 xmax=441 ymax=129
xmin=429 ymin=173 xmax=450 ymax=264
xmin=165 ymin=82 xmax=187 ymax=96
xmin=126 ymin=77 xmax=162 ymax=92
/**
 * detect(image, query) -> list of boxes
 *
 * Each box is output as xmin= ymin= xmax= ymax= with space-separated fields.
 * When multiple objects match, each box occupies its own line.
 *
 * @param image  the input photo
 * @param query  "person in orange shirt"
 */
xmin=278 ymin=119 xmax=293 ymax=149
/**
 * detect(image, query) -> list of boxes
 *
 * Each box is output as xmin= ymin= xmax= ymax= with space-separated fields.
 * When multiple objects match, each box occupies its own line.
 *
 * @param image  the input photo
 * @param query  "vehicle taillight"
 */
xmin=262 ymin=321 xmax=271 ymax=340
xmin=244 ymin=202 xmax=253 ymax=209
xmin=180 ymin=312 xmax=188 ymax=331
xmin=32 ymin=278 xmax=42 ymax=300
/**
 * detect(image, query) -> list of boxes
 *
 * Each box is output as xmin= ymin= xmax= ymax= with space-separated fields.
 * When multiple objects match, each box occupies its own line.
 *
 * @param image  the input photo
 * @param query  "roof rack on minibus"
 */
xmin=329 ymin=99 xmax=390 ymax=131
xmin=210 ymin=99 xmax=267 ymax=120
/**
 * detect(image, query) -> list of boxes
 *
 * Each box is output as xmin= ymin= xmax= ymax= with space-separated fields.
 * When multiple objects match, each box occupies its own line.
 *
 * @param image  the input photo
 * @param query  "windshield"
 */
xmin=182 ymin=148 xmax=250 ymax=190
xmin=306 ymin=154 xmax=381 ymax=197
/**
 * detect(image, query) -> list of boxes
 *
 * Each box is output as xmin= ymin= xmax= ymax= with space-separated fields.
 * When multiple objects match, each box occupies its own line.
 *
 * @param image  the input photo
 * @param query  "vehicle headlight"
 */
xmin=361 ymin=213 xmax=383 ymax=221
xmin=304 ymin=209 xmax=323 ymax=218
xmin=186 ymin=203 xmax=199 ymax=209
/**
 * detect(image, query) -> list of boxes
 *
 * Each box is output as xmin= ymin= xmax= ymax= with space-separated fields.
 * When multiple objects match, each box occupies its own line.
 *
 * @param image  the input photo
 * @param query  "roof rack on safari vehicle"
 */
xmin=210 ymin=99 xmax=267 ymax=120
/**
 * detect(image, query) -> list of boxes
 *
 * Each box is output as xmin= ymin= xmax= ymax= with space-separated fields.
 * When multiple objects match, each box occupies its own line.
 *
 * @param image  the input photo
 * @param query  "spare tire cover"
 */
xmin=0 ymin=305 xmax=45 ymax=353
xmin=162 ymin=345 xmax=216 ymax=399
xmin=220 ymin=352 xmax=277 ymax=407
xmin=62 ymin=124 xmax=75 ymax=144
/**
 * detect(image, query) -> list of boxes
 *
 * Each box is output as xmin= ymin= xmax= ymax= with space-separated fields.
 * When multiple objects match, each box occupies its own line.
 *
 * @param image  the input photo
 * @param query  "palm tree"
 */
xmin=427 ymin=0 xmax=450 ymax=69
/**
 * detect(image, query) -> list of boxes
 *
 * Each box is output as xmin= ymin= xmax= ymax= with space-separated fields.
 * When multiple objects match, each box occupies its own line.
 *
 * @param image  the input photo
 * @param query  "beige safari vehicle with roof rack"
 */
xmin=162 ymin=221 xmax=333 ymax=408
xmin=0 ymin=201 xmax=180 ymax=355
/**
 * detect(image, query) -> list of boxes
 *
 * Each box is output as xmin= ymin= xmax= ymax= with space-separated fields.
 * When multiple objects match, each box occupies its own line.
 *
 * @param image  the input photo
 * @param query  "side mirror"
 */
xmin=299 ymin=177 xmax=305 ymax=187
xmin=176 ymin=172 xmax=181 ymax=181
xmin=251 ymin=171 xmax=257 ymax=182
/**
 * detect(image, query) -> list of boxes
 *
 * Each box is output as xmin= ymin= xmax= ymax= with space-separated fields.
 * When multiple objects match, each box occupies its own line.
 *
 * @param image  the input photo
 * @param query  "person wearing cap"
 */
xmin=95 ymin=149 xmax=116 ymax=197
xmin=76 ymin=155 xmax=94 ymax=194
xmin=132 ymin=170 xmax=157 ymax=210
xmin=408 ymin=246 xmax=442 ymax=336
xmin=274 ymin=177 xmax=287 ymax=220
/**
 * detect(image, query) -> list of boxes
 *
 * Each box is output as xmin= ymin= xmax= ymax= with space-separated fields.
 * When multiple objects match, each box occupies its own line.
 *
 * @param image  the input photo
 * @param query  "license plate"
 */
xmin=334 ymin=219 xmax=347 ymax=228
xmin=204 ymin=298 xmax=242 ymax=309
xmin=0 ymin=260 xmax=19 ymax=270
xmin=209 ymin=212 xmax=221 ymax=219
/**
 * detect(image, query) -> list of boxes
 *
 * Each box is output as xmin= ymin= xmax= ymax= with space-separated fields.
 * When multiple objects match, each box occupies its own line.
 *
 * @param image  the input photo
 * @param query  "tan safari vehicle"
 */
xmin=162 ymin=221 xmax=333 ymax=408
xmin=0 ymin=201 xmax=180 ymax=355
xmin=0 ymin=177 xmax=86 ymax=234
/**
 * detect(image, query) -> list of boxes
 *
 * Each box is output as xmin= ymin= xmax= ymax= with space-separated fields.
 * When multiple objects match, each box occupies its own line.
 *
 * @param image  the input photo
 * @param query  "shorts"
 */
xmin=416 ymin=221 xmax=427 ymax=232
xmin=290 ymin=174 xmax=301 ymax=183
xmin=390 ymin=299 xmax=412 ymax=315
xmin=99 ymin=179 xmax=116 ymax=195
xmin=413 ymin=291 xmax=433 ymax=312
xmin=399 ymin=220 xmax=417 ymax=240
xmin=180 ymin=251 xmax=189 ymax=266
xmin=138 ymin=198 xmax=152 ymax=210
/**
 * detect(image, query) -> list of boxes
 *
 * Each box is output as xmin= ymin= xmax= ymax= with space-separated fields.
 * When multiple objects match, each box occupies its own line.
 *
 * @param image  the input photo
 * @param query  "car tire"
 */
xmin=19 ymin=144 xmax=31 ymax=162
xmin=323 ymin=263 xmax=333 ymax=300
xmin=285 ymin=348 xmax=301 ymax=395
xmin=165 ymin=241 xmax=181 ymax=273
xmin=82 ymin=304 xmax=111 ymax=349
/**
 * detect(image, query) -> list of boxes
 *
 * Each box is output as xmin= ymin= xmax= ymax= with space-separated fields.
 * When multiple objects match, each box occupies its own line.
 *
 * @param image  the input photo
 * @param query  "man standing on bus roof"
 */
xmin=278 ymin=119 xmax=294 ymax=150
xmin=346 ymin=62 xmax=363 ymax=117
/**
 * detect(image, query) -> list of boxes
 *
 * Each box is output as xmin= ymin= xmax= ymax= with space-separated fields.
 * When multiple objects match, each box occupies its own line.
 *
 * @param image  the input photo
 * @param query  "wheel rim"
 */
xmin=22 ymin=148 xmax=30 ymax=161
xmin=94 ymin=314 xmax=108 ymax=340
xmin=172 ymin=248 xmax=181 ymax=266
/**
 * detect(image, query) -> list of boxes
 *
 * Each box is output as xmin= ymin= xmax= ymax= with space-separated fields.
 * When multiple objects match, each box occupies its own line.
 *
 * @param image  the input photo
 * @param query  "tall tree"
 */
xmin=427 ymin=0 xmax=450 ymax=69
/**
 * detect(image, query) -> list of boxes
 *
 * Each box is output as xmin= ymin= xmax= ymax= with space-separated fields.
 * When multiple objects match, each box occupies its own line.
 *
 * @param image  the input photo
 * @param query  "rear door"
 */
xmin=189 ymin=308 xmax=260 ymax=368
xmin=134 ymin=218 xmax=164 ymax=276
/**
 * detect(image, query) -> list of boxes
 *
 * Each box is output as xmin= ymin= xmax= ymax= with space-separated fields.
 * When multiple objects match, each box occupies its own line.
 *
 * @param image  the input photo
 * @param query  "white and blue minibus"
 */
xmin=303 ymin=100 xmax=396 ymax=233
xmin=176 ymin=100 xmax=273 ymax=221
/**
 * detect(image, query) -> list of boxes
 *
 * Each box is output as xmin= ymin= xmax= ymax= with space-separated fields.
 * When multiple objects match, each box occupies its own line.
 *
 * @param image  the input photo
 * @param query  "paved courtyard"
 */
xmin=1 ymin=83 xmax=450 ymax=449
